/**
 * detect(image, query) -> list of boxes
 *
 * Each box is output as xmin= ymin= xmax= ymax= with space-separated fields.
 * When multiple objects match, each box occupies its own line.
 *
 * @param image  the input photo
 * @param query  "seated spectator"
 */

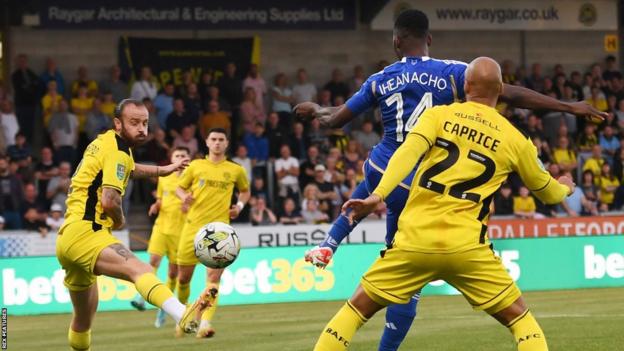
xmin=279 ymin=198 xmax=303 ymax=225
xmin=7 ymin=131 xmax=32 ymax=162
xmin=243 ymin=123 xmax=269 ymax=168
xmin=292 ymin=68 xmax=317 ymax=104
xmin=85 ymin=98 xmax=112 ymax=141
xmin=301 ymin=183 xmax=320 ymax=210
xmin=46 ymin=203 xmax=65 ymax=232
xmin=142 ymin=97 xmax=161 ymax=133
xmin=40 ymin=57 xmax=65 ymax=96
xmin=521 ymin=114 xmax=546 ymax=141
xmin=599 ymin=125 xmax=619 ymax=161
xmin=153 ymin=82 xmax=175 ymax=130
xmin=198 ymin=72 xmax=214 ymax=105
xmin=301 ymin=199 xmax=329 ymax=224
xmin=0 ymin=216 xmax=4 ymax=231
xmin=41 ymin=80 xmax=62 ymax=126
xmin=250 ymin=196 xmax=277 ymax=226
xmin=172 ymin=125 xmax=199 ymax=158
xmin=613 ymin=146 xmax=624 ymax=180
xmin=205 ymin=85 xmax=231 ymax=113
xmin=271 ymin=73 xmax=294 ymax=126
xmin=99 ymin=65 xmax=127 ymax=103
xmin=134 ymin=128 xmax=170 ymax=165
xmin=166 ymin=98 xmax=194 ymax=141
xmin=596 ymin=162 xmax=619 ymax=211
xmin=324 ymin=68 xmax=349 ymax=102
xmin=47 ymin=100 xmax=79 ymax=165
xmin=615 ymin=99 xmax=624 ymax=128
xmin=183 ymin=83 xmax=203 ymax=123
xmin=34 ymin=147 xmax=58 ymax=208
xmin=21 ymin=183 xmax=48 ymax=235
xmin=532 ymin=136 xmax=551 ymax=165
xmin=313 ymin=164 xmax=339 ymax=217
xmin=240 ymin=87 xmax=266 ymax=134
xmin=493 ymin=183 xmax=514 ymax=216
xmin=232 ymin=145 xmax=252 ymax=183
xmin=560 ymin=172 xmax=597 ymax=217
xmin=265 ymin=112 xmax=287 ymax=158
xmin=242 ymin=63 xmax=267 ymax=114
xmin=299 ymin=145 xmax=322 ymax=188
xmin=343 ymin=140 xmax=361 ymax=171
xmin=513 ymin=186 xmax=541 ymax=219
xmin=250 ymin=177 xmax=268 ymax=207
xmin=101 ymin=92 xmax=116 ymax=119
xmin=318 ymin=88 xmax=332 ymax=107
xmin=274 ymin=144 xmax=300 ymax=200
xmin=176 ymin=70 xmax=194 ymax=98
xmin=0 ymin=155 xmax=24 ymax=229
xmin=308 ymin=118 xmax=329 ymax=152
xmin=0 ymin=99 xmax=20 ymax=148
xmin=289 ymin=122 xmax=308 ymax=161
xmin=71 ymin=66 xmax=98 ymax=97
xmin=15 ymin=154 xmax=35 ymax=185
xmin=577 ymin=123 xmax=598 ymax=154
xmin=131 ymin=66 xmax=158 ymax=101
xmin=582 ymin=144 xmax=605 ymax=177
xmin=199 ymin=100 xmax=231 ymax=139
xmin=46 ymin=161 xmax=72 ymax=212
xmin=552 ymin=136 xmax=577 ymax=173
xmin=339 ymin=168 xmax=358 ymax=201
xmin=71 ymin=85 xmax=94 ymax=132
xmin=352 ymin=120 xmax=380 ymax=152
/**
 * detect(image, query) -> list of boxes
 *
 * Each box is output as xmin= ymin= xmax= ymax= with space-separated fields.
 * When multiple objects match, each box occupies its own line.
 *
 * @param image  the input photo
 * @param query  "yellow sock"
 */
xmin=135 ymin=272 xmax=173 ymax=308
xmin=166 ymin=277 xmax=177 ymax=293
xmin=68 ymin=328 xmax=91 ymax=351
xmin=508 ymin=310 xmax=548 ymax=351
xmin=314 ymin=301 xmax=368 ymax=351
xmin=200 ymin=282 xmax=220 ymax=323
xmin=178 ymin=282 xmax=190 ymax=305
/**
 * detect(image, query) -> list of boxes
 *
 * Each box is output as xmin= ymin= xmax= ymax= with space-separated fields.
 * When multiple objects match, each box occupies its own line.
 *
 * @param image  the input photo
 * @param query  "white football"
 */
xmin=194 ymin=222 xmax=240 ymax=268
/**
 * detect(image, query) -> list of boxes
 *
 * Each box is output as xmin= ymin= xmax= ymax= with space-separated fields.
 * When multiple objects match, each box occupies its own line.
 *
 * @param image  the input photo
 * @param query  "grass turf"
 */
xmin=7 ymin=287 xmax=623 ymax=350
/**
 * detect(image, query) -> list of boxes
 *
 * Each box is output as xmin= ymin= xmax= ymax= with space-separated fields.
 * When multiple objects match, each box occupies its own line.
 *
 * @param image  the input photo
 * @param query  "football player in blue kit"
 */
xmin=294 ymin=9 xmax=605 ymax=351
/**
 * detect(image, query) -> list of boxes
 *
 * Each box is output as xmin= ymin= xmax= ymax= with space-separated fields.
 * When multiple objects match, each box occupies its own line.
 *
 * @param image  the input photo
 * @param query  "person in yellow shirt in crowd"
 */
xmin=101 ymin=92 xmax=117 ymax=119
xmin=596 ymin=162 xmax=620 ymax=211
xmin=585 ymin=86 xmax=608 ymax=112
xmin=582 ymin=144 xmax=605 ymax=177
xmin=513 ymin=186 xmax=541 ymax=219
xmin=199 ymin=101 xmax=231 ymax=140
xmin=552 ymin=135 xmax=578 ymax=173
xmin=71 ymin=66 xmax=98 ymax=97
xmin=71 ymin=85 xmax=94 ymax=133
xmin=41 ymin=80 xmax=63 ymax=126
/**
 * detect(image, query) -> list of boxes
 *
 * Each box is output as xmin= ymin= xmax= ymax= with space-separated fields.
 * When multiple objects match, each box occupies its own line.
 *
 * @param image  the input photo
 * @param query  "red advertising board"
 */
xmin=488 ymin=216 xmax=624 ymax=239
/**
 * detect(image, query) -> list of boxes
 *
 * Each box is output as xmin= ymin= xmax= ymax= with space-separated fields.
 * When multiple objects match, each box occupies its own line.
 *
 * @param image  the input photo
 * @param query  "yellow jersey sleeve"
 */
xmin=102 ymin=150 xmax=133 ymax=194
xmin=236 ymin=166 xmax=250 ymax=192
xmin=178 ymin=162 xmax=195 ymax=190
xmin=373 ymin=108 xmax=438 ymax=200
xmin=513 ymin=140 xmax=569 ymax=204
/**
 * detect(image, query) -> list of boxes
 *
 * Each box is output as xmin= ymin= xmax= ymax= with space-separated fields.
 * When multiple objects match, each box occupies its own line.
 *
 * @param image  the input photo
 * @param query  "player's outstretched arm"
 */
xmin=500 ymin=84 xmax=607 ymax=122
xmin=132 ymin=159 xmax=190 ymax=179
xmin=293 ymin=102 xmax=355 ymax=128
xmin=102 ymin=186 xmax=125 ymax=229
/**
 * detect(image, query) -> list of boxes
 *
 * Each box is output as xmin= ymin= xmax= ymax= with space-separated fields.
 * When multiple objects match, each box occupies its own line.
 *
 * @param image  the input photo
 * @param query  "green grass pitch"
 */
xmin=7 ymin=287 xmax=623 ymax=350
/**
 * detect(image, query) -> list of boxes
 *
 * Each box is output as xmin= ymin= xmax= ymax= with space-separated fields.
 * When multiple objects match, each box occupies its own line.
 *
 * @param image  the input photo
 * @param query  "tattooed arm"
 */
xmin=132 ymin=158 xmax=190 ymax=179
xmin=101 ymin=187 xmax=125 ymax=229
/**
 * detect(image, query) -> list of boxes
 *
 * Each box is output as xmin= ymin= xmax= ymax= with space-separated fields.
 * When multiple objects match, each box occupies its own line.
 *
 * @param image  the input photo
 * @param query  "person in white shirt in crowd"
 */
xmin=46 ymin=161 xmax=72 ymax=212
xmin=243 ymin=63 xmax=267 ymax=114
xmin=274 ymin=144 xmax=300 ymax=200
xmin=46 ymin=203 xmax=65 ymax=231
xmin=131 ymin=66 xmax=158 ymax=101
xmin=0 ymin=99 xmax=19 ymax=149
xmin=232 ymin=144 xmax=253 ymax=183
xmin=292 ymin=68 xmax=317 ymax=105
xmin=352 ymin=120 xmax=381 ymax=152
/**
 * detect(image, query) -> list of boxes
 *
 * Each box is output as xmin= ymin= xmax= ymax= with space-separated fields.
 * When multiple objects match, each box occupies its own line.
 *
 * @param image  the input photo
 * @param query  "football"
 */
xmin=194 ymin=222 xmax=241 ymax=268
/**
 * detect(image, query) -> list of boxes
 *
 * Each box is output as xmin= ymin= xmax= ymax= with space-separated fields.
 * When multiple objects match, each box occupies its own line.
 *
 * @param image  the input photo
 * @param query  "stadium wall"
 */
xmin=8 ymin=27 xmax=614 ymax=86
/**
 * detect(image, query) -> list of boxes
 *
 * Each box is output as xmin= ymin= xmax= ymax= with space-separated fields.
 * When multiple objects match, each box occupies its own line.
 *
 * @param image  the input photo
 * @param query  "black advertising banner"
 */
xmin=39 ymin=0 xmax=356 ymax=30
xmin=118 ymin=36 xmax=260 ymax=87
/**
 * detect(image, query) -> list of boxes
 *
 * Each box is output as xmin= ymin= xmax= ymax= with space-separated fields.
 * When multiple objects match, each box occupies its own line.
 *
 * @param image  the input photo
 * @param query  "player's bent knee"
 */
xmin=491 ymin=297 xmax=528 ymax=326
xmin=349 ymin=285 xmax=385 ymax=319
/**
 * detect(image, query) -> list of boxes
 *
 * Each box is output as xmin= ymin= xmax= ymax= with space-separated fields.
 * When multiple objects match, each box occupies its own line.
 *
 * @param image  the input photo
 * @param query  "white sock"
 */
xmin=161 ymin=297 xmax=186 ymax=323
xmin=200 ymin=320 xmax=211 ymax=329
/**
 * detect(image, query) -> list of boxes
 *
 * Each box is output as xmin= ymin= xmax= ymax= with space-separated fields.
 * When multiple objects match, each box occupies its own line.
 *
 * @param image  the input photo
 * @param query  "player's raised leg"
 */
xmin=197 ymin=268 xmax=223 ymax=338
xmin=130 ymin=252 xmax=163 ymax=311
xmin=67 ymin=284 xmax=98 ymax=351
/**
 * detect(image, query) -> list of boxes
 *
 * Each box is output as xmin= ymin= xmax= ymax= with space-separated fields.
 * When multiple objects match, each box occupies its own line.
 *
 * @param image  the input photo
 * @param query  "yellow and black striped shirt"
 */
xmin=62 ymin=130 xmax=135 ymax=231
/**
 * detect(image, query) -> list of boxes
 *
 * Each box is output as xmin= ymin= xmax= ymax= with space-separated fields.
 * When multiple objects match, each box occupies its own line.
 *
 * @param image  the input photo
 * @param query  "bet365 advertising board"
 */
xmin=1 ymin=236 xmax=623 ymax=315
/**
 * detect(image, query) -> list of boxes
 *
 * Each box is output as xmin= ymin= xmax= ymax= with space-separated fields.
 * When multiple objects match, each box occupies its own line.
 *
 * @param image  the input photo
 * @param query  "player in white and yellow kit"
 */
xmin=313 ymin=58 xmax=574 ymax=351
xmin=131 ymin=147 xmax=191 ymax=328
xmin=175 ymin=128 xmax=250 ymax=338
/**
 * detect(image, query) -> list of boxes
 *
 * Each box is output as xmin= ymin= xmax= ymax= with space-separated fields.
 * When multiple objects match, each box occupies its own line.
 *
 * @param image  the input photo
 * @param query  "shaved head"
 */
xmin=464 ymin=57 xmax=503 ymax=106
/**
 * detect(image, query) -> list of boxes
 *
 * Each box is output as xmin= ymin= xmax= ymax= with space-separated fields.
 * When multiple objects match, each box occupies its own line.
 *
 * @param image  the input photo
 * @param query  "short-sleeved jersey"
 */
xmin=62 ymin=130 xmax=134 ymax=231
xmin=346 ymin=56 xmax=467 ymax=171
xmin=155 ymin=172 xmax=186 ymax=235
xmin=381 ymin=101 xmax=566 ymax=253
xmin=178 ymin=158 xmax=249 ymax=225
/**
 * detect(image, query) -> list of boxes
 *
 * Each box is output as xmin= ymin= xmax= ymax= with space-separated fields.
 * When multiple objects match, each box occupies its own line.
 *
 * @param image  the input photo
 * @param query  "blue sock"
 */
xmin=378 ymin=293 xmax=420 ymax=351
xmin=322 ymin=181 xmax=370 ymax=252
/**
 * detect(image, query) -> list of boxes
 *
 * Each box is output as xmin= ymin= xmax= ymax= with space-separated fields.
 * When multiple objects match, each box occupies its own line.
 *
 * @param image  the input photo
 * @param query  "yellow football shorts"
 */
xmin=176 ymin=220 xmax=204 ymax=266
xmin=361 ymin=244 xmax=521 ymax=314
xmin=56 ymin=220 xmax=121 ymax=291
xmin=147 ymin=224 xmax=180 ymax=263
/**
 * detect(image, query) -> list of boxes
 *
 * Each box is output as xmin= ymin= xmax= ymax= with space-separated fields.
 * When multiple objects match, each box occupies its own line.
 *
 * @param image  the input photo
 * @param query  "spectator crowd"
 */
xmin=1 ymin=53 xmax=624 ymax=233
